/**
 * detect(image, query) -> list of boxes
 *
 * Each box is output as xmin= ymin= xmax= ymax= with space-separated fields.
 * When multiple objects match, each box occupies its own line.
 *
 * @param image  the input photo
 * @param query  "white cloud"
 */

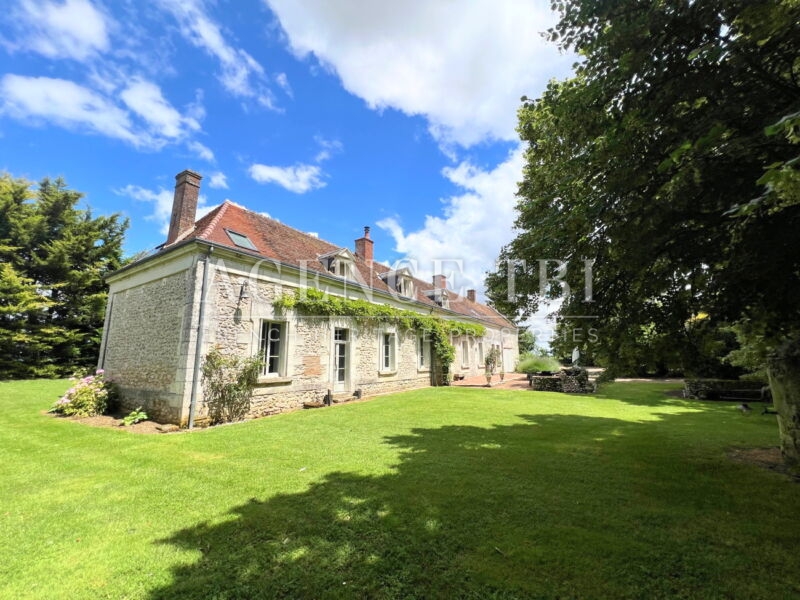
xmin=187 ymin=140 xmax=215 ymax=162
xmin=378 ymin=145 xmax=524 ymax=297
xmin=313 ymin=135 xmax=342 ymax=163
xmin=275 ymin=72 xmax=292 ymax=97
xmin=157 ymin=0 xmax=276 ymax=108
xmin=208 ymin=171 xmax=228 ymax=189
xmin=120 ymin=77 xmax=200 ymax=139
xmin=116 ymin=184 xmax=215 ymax=235
xmin=248 ymin=163 xmax=325 ymax=194
xmin=0 ymin=74 xmax=209 ymax=151
xmin=8 ymin=0 xmax=110 ymax=61
xmin=266 ymin=0 xmax=572 ymax=148
xmin=0 ymin=74 xmax=145 ymax=146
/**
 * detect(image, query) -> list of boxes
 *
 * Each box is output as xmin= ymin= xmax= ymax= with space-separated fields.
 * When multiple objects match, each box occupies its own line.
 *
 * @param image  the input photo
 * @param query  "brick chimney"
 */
xmin=467 ymin=289 xmax=476 ymax=302
xmin=166 ymin=170 xmax=202 ymax=245
xmin=354 ymin=226 xmax=374 ymax=261
xmin=432 ymin=274 xmax=447 ymax=290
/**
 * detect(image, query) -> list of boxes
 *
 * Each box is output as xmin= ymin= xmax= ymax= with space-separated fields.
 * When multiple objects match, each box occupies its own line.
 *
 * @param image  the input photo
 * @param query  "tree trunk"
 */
xmin=767 ymin=336 xmax=800 ymax=470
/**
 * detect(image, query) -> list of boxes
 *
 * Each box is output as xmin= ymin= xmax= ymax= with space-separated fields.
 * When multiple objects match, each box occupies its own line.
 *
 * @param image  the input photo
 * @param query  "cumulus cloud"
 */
xmin=0 ymin=74 xmax=145 ymax=146
xmin=7 ymin=0 xmax=110 ymax=61
xmin=0 ymin=74 xmax=205 ymax=150
xmin=157 ymin=0 xmax=278 ymax=108
xmin=248 ymin=135 xmax=341 ymax=193
xmin=265 ymin=0 xmax=572 ymax=148
xmin=120 ymin=77 xmax=200 ymax=138
xmin=248 ymin=163 xmax=325 ymax=194
xmin=116 ymin=184 xmax=215 ymax=235
xmin=208 ymin=171 xmax=228 ymax=189
xmin=378 ymin=145 xmax=524 ymax=297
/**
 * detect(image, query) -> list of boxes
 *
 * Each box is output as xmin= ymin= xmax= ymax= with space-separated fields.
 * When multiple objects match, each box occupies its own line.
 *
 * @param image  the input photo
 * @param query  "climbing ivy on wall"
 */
xmin=274 ymin=288 xmax=486 ymax=384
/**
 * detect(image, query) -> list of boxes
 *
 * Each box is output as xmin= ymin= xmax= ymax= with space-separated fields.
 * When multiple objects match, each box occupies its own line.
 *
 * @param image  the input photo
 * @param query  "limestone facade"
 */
xmin=100 ymin=245 xmax=518 ymax=426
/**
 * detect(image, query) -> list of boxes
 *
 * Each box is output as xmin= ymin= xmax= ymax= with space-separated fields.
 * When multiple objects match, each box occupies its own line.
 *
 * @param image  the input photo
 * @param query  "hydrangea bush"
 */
xmin=51 ymin=370 xmax=115 ymax=417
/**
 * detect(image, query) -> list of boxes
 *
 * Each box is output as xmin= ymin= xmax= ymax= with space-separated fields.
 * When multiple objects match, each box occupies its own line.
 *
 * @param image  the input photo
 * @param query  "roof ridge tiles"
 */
xmin=196 ymin=200 xmax=232 ymax=240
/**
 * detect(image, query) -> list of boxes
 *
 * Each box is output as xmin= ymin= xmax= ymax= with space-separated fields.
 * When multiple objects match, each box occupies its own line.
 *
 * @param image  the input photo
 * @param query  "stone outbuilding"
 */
xmin=98 ymin=170 xmax=518 ymax=426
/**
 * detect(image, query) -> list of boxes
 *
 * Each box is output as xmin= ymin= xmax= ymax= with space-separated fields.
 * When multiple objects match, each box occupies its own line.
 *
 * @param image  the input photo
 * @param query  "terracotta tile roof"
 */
xmin=169 ymin=201 xmax=515 ymax=329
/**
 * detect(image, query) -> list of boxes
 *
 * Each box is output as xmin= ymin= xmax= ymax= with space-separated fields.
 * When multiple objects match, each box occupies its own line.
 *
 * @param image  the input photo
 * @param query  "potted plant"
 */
xmin=484 ymin=347 xmax=501 ymax=387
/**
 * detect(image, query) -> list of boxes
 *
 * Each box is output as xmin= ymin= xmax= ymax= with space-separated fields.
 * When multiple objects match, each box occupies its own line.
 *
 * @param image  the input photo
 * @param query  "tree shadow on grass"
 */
xmin=150 ymin=411 xmax=795 ymax=599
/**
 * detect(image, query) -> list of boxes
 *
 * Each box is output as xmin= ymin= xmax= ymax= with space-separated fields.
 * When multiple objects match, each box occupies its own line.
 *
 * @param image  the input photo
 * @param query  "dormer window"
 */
xmin=381 ymin=268 xmax=414 ymax=298
xmin=423 ymin=288 xmax=450 ymax=309
xmin=398 ymin=277 xmax=413 ymax=297
xmin=438 ymin=290 xmax=450 ymax=309
xmin=320 ymin=248 xmax=356 ymax=280
xmin=330 ymin=258 xmax=351 ymax=278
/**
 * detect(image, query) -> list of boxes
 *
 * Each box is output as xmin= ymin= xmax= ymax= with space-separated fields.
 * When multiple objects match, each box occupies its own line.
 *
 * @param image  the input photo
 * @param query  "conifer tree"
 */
xmin=0 ymin=174 xmax=127 ymax=378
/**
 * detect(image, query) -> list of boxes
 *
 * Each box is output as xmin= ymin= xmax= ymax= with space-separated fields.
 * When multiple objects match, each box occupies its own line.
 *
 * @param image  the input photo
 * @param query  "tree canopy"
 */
xmin=486 ymin=1 xmax=800 ymax=460
xmin=0 ymin=175 xmax=127 ymax=378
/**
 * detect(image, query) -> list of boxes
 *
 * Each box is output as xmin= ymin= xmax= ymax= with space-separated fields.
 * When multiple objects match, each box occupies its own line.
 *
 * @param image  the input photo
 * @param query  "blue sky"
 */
xmin=0 ymin=0 xmax=573 ymax=300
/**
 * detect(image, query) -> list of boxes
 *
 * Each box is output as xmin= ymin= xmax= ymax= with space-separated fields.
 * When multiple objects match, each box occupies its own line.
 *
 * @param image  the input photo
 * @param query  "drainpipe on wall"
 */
xmin=188 ymin=247 xmax=213 ymax=429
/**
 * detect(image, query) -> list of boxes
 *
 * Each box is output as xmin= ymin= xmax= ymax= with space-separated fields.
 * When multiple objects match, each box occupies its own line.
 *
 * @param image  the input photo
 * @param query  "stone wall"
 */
xmin=101 ymin=267 xmax=196 ymax=423
xmin=531 ymin=376 xmax=563 ymax=392
xmin=102 ymin=250 xmax=518 ymax=425
xmin=194 ymin=271 xmax=482 ymax=419
xmin=531 ymin=368 xmax=594 ymax=394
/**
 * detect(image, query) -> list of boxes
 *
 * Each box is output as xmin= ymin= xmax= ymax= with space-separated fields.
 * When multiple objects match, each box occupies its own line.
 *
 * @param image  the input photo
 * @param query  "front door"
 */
xmin=333 ymin=327 xmax=349 ymax=392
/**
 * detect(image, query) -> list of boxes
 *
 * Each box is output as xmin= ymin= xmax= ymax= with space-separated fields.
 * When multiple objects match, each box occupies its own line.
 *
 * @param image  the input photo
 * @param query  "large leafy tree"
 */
xmin=0 ymin=174 xmax=127 ymax=378
xmin=486 ymin=1 xmax=800 ymax=463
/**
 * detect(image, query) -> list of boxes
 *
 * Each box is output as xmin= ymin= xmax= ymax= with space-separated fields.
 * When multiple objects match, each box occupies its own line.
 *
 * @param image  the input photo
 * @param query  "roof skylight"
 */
xmin=225 ymin=229 xmax=258 ymax=251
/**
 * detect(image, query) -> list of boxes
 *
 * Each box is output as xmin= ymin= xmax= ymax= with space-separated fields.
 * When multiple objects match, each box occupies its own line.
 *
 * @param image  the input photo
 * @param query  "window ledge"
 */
xmin=256 ymin=376 xmax=292 ymax=386
xmin=378 ymin=370 xmax=398 ymax=377
xmin=417 ymin=367 xmax=431 ymax=373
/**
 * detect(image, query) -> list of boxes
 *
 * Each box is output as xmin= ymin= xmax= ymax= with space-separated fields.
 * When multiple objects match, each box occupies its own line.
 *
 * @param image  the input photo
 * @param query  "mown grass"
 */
xmin=1 ymin=379 xmax=798 ymax=599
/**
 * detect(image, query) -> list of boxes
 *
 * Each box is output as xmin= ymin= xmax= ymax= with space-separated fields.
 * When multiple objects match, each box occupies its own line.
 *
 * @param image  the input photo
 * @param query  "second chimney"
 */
xmin=432 ymin=274 xmax=447 ymax=290
xmin=355 ymin=226 xmax=374 ymax=261
xmin=166 ymin=170 xmax=202 ymax=245
xmin=467 ymin=289 xmax=476 ymax=302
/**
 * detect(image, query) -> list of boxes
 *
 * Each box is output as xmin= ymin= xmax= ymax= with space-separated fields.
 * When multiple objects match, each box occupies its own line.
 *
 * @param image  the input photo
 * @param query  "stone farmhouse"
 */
xmin=99 ymin=170 xmax=518 ymax=426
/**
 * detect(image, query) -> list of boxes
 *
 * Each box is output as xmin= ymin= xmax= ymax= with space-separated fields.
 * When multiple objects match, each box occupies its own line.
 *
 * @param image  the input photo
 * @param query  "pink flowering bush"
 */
xmin=51 ymin=370 xmax=115 ymax=417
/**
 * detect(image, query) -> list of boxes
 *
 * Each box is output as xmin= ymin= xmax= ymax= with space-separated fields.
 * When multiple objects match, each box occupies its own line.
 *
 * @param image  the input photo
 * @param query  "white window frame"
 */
xmin=398 ymin=275 xmax=414 ymax=298
xmin=477 ymin=341 xmax=484 ymax=367
xmin=259 ymin=320 xmax=287 ymax=377
xmin=329 ymin=257 xmax=353 ymax=280
xmin=461 ymin=339 xmax=470 ymax=368
xmin=332 ymin=325 xmax=351 ymax=391
xmin=379 ymin=330 xmax=397 ymax=374
xmin=418 ymin=333 xmax=431 ymax=371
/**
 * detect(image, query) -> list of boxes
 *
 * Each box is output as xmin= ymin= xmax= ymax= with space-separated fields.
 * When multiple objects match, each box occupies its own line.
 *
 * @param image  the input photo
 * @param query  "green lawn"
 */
xmin=1 ymin=380 xmax=799 ymax=599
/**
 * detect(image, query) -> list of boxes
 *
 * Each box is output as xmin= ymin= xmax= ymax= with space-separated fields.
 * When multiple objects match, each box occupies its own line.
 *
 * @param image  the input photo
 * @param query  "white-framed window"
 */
xmin=418 ymin=334 xmax=431 ymax=370
xmin=259 ymin=320 xmax=286 ymax=376
xmin=380 ymin=331 xmax=397 ymax=372
xmin=398 ymin=275 xmax=414 ymax=297
xmin=381 ymin=269 xmax=415 ymax=298
xmin=329 ymin=258 xmax=352 ymax=279
xmin=461 ymin=339 xmax=469 ymax=367
xmin=477 ymin=342 xmax=484 ymax=366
